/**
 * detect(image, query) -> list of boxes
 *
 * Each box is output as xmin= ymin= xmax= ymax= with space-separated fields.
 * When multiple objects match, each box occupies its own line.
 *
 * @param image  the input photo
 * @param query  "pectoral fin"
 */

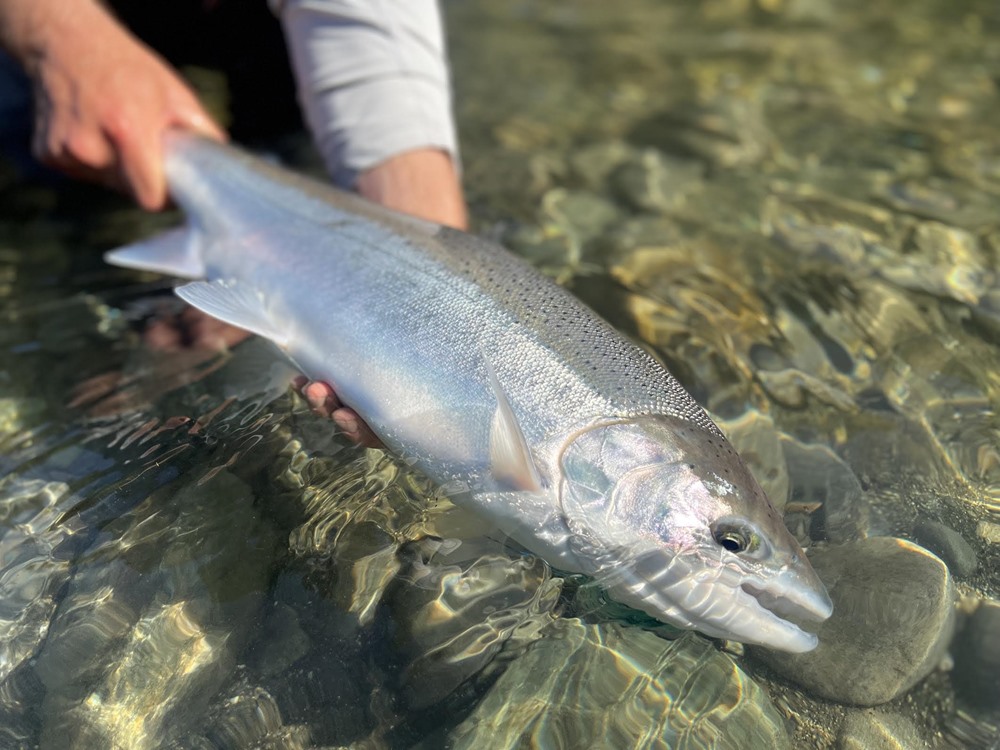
xmin=175 ymin=279 xmax=289 ymax=348
xmin=485 ymin=360 xmax=542 ymax=492
xmin=105 ymin=227 xmax=205 ymax=279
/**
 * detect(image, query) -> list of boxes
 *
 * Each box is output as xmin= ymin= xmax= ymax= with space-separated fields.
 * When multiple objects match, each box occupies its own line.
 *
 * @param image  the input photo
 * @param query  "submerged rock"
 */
xmin=753 ymin=537 xmax=955 ymax=706
xmin=382 ymin=538 xmax=561 ymax=711
xmin=911 ymin=520 xmax=978 ymax=578
xmin=0 ymin=477 xmax=76 ymax=686
xmin=951 ymin=600 xmax=1000 ymax=715
xmin=193 ymin=685 xmax=312 ymax=750
xmin=35 ymin=471 xmax=276 ymax=750
xmin=570 ymin=140 xmax=635 ymax=189
xmin=632 ymin=96 xmax=770 ymax=168
xmin=837 ymin=710 xmax=927 ymax=750
xmin=782 ymin=438 xmax=868 ymax=543
xmin=450 ymin=622 xmax=791 ymax=749
xmin=610 ymin=148 xmax=705 ymax=213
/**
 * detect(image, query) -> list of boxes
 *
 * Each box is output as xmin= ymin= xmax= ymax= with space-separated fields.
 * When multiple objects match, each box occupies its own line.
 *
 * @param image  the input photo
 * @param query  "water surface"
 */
xmin=2 ymin=0 xmax=999 ymax=747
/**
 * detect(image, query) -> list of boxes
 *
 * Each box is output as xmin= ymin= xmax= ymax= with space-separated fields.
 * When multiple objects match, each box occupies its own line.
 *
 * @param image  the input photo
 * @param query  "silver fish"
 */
xmin=106 ymin=133 xmax=832 ymax=652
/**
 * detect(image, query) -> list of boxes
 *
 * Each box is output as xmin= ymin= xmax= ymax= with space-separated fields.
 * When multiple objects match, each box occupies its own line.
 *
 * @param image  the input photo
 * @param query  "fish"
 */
xmin=105 ymin=132 xmax=832 ymax=652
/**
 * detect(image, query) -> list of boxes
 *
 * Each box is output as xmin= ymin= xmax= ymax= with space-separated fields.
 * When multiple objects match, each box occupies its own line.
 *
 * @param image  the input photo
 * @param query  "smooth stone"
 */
xmin=781 ymin=438 xmax=868 ymax=543
xmin=611 ymin=148 xmax=704 ymax=213
xmin=0 ymin=397 xmax=47 ymax=437
xmin=36 ymin=471 xmax=275 ymax=750
xmin=193 ymin=686 xmax=312 ymax=750
xmin=588 ymin=215 xmax=686 ymax=268
xmin=250 ymin=603 xmax=311 ymax=678
xmin=783 ymin=0 xmax=836 ymax=23
xmin=896 ymin=221 xmax=989 ymax=303
xmin=837 ymin=710 xmax=927 ymax=750
xmin=951 ymin=600 xmax=1000 ymax=714
xmin=911 ymin=520 xmax=978 ymax=578
xmin=569 ymin=140 xmax=635 ymax=189
xmin=760 ymin=192 xmax=896 ymax=268
xmin=752 ymin=537 xmax=955 ymax=706
xmin=450 ymin=622 xmax=791 ymax=750
xmin=873 ymin=177 xmax=997 ymax=231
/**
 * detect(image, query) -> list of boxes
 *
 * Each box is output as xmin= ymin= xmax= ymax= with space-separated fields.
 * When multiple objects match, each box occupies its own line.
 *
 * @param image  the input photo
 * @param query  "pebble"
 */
xmin=876 ymin=220 xmax=990 ymax=305
xmin=837 ymin=710 xmax=927 ymax=750
xmin=450 ymin=622 xmax=791 ymax=749
xmin=977 ymin=520 xmax=1000 ymax=545
xmin=752 ymin=537 xmax=955 ymax=706
xmin=536 ymin=188 xmax=622 ymax=270
xmin=911 ymin=520 xmax=978 ymax=578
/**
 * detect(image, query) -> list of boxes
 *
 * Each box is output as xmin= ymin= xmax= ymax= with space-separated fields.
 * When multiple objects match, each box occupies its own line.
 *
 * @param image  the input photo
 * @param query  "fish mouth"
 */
xmin=742 ymin=573 xmax=833 ymax=625
xmin=735 ymin=568 xmax=833 ymax=653
xmin=598 ymin=548 xmax=832 ymax=653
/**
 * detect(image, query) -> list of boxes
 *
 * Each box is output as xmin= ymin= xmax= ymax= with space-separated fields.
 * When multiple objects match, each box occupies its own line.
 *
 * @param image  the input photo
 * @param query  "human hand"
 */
xmin=294 ymin=380 xmax=383 ymax=448
xmin=16 ymin=1 xmax=224 ymax=209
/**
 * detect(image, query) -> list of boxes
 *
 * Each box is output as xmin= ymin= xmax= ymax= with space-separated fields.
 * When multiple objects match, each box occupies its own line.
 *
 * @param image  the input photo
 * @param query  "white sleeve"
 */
xmin=274 ymin=0 xmax=459 ymax=188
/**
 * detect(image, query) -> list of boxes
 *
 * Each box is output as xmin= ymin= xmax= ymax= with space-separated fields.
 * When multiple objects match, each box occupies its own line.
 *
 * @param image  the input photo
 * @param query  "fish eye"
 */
xmin=712 ymin=523 xmax=759 ymax=554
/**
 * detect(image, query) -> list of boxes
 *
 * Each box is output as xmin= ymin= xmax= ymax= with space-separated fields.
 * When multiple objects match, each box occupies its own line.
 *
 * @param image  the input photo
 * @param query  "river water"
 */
xmin=1 ymin=0 xmax=999 ymax=748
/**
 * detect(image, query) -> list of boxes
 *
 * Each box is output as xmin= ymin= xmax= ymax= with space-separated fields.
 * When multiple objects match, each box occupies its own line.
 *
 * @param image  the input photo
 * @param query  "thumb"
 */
xmin=174 ymin=108 xmax=227 ymax=143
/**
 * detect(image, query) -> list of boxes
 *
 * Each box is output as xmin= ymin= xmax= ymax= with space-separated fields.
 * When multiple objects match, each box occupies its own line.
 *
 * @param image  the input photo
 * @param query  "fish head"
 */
xmin=558 ymin=415 xmax=832 ymax=652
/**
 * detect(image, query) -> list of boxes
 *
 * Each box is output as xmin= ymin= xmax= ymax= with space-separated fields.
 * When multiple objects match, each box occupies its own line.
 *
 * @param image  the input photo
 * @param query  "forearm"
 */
xmin=0 ymin=0 xmax=115 ymax=72
xmin=277 ymin=0 xmax=460 ymax=186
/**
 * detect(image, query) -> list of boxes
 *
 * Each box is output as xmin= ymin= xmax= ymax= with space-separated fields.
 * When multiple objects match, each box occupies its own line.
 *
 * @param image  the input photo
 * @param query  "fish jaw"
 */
xmin=557 ymin=415 xmax=833 ymax=652
xmin=570 ymin=535 xmax=831 ymax=652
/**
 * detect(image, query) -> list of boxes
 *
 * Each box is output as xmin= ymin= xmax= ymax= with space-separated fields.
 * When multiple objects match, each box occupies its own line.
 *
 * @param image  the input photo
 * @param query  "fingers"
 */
xmin=303 ymin=381 xmax=340 ymax=419
xmin=115 ymin=115 xmax=169 ymax=210
xmin=26 ymin=8 xmax=224 ymax=211
xmin=333 ymin=409 xmax=383 ymax=448
xmin=115 ymin=81 xmax=225 ymax=210
xmin=300 ymin=380 xmax=384 ymax=448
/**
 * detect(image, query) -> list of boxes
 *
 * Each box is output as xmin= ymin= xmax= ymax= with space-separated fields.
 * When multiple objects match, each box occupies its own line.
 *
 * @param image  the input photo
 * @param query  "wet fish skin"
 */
xmin=105 ymin=132 xmax=832 ymax=652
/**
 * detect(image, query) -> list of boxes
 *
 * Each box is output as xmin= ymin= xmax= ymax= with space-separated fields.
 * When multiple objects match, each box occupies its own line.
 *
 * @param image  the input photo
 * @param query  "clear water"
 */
xmin=1 ymin=0 xmax=999 ymax=747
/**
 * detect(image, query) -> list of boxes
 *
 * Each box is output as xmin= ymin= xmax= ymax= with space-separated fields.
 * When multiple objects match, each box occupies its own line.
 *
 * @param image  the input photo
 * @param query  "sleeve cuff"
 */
xmin=279 ymin=0 xmax=460 ymax=187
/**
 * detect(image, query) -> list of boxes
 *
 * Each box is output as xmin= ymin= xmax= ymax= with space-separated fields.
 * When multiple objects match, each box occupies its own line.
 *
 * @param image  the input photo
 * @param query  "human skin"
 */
xmin=0 ymin=0 xmax=467 ymax=446
xmin=0 ymin=0 xmax=225 ymax=209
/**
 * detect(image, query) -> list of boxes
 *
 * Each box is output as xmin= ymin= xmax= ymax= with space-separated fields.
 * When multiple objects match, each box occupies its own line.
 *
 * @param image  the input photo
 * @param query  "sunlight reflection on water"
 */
xmin=1 ymin=0 xmax=1000 ymax=747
